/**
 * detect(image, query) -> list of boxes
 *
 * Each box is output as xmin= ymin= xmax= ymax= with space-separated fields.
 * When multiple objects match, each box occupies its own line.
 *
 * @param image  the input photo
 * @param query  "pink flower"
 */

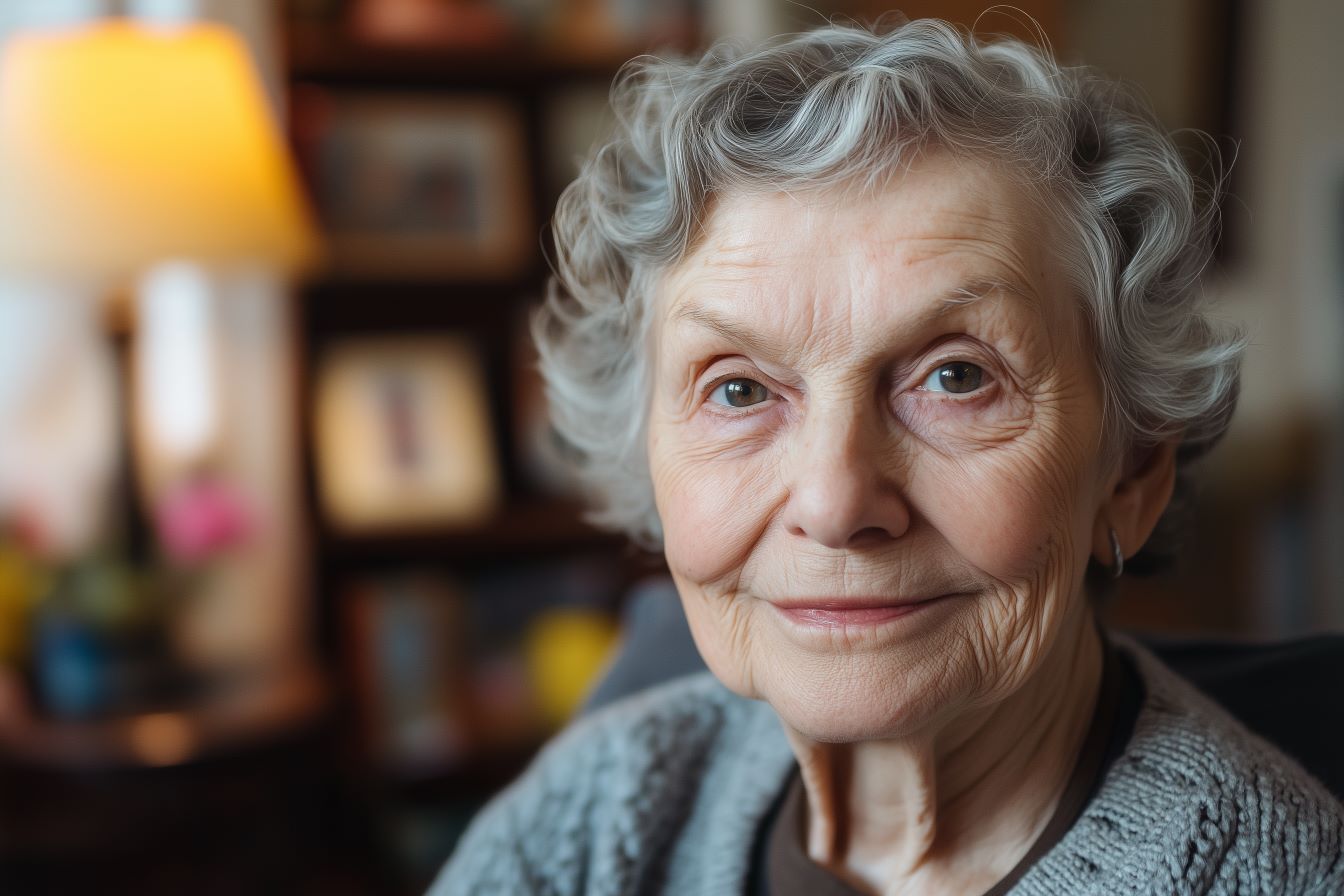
xmin=153 ymin=479 xmax=254 ymax=565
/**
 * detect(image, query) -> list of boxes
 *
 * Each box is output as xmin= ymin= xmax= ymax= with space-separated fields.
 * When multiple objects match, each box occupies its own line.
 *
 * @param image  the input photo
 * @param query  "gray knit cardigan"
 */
xmin=430 ymin=635 xmax=1344 ymax=894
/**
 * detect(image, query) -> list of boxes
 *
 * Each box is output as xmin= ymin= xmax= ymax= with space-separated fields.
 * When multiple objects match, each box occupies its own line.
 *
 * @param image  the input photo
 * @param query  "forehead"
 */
xmin=658 ymin=153 xmax=1064 ymax=331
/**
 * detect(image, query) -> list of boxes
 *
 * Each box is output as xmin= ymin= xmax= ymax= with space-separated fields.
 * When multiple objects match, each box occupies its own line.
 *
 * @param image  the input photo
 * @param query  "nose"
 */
xmin=780 ymin=400 xmax=911 ymax=550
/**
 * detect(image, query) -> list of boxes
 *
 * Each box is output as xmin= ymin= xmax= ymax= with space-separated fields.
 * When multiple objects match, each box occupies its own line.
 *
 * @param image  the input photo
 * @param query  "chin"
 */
xmin=752 ymin=654 xmax=967 ymax=744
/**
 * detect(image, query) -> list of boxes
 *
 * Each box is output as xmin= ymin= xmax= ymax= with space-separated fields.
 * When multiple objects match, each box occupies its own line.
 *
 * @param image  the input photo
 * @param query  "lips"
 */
xmin=769 ymin=595 xmax=950 ymax=627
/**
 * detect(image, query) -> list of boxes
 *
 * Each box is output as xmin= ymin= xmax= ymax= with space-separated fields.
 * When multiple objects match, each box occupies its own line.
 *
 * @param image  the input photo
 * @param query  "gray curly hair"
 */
xmin=534 ymin=17 xmax=1244 ymax=569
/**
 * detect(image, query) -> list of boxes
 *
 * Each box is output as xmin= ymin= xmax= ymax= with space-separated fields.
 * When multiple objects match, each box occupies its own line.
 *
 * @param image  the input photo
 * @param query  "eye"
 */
xmin=921 ymin=361 xmax=985 ymax=395
xmin=709 ymin=377 xmax=772 ymax=408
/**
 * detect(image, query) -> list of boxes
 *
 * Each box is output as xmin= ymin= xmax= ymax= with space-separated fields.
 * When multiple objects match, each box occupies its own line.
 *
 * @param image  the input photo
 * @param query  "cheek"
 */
xmin=912 ymin=412 xmax=1102 ymax=686
xmin=920 ymin=452 xmax=1082 ymax=586
xmin=906 ymin=441 xmax=1097 ymax=709
xmin=651 ymin=427 xmax=783 ymax=587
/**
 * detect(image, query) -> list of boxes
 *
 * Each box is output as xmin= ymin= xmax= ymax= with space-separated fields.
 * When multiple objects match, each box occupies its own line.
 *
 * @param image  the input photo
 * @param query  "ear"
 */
xmin=1091 ymin=437 xmax=1180 ymax=569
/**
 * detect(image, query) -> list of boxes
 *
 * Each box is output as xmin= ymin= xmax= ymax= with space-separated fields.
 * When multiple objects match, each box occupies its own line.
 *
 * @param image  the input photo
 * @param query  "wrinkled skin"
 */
xmin=646 ymin=151 xmax=1177 ymax=893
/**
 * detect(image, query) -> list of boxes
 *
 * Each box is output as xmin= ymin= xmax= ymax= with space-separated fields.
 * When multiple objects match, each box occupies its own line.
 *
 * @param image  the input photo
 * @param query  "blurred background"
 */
xmin=0 ymin=0 xmax=1339 ymax=892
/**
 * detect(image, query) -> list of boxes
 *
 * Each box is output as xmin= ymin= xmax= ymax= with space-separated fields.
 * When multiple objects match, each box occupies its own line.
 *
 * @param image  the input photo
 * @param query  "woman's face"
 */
xmin=647 ymin=152 xmax=1116 ymax=742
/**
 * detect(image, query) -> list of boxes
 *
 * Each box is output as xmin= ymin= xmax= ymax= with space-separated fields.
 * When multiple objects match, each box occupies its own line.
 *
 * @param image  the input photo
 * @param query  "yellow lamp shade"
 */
xmin=0 ymin=19 xmax=318 ymax=279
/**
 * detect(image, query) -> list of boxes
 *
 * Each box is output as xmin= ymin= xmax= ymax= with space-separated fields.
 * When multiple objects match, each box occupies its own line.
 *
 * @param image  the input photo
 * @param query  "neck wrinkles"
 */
xmin=785 ymin=609 xmax=1105 ymax=894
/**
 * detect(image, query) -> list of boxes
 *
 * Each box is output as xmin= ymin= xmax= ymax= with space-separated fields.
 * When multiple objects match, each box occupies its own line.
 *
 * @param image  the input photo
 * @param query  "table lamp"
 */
xmin=0 ymin=17 xmax=320 ymax=684
xmin=0 ymin=15 xmax=318 ymax=532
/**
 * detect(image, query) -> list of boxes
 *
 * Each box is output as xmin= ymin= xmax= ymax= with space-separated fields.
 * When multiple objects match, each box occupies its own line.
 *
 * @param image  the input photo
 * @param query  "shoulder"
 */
xmin=1035 ymin=635 xmax=1344 ymax=895
xmin=427 ymin=671 xmax=791 ymax=895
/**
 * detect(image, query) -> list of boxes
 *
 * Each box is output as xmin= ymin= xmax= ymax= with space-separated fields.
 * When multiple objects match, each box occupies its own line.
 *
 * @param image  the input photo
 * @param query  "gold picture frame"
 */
xmin=312 ymin=334 xmax=502 ymax=532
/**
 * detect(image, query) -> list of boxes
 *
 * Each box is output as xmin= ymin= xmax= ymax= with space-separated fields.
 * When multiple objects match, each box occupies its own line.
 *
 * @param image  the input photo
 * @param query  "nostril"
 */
xmin=849 ymin=525 xmax=894 ymax=547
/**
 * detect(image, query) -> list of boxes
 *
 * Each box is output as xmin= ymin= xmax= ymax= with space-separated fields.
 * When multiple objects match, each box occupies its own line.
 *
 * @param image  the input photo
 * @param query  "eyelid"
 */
xmin=702 ymin=370 xmax=773 ymax=397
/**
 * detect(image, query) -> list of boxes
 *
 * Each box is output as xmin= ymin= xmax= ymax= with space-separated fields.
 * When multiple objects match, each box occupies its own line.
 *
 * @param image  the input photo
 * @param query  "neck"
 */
xmin=785 ymin=611 xmax=1105 ymax=894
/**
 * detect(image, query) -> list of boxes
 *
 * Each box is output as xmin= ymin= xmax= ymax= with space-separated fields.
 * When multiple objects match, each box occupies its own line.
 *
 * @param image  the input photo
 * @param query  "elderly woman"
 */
xmin=432 ymin=19 xmax=1344 ymax=895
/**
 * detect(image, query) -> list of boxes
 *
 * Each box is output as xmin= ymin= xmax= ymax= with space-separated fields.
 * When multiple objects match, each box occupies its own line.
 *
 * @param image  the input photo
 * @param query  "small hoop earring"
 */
xmin=1109 ymin=528 xmax=1124 ymax=579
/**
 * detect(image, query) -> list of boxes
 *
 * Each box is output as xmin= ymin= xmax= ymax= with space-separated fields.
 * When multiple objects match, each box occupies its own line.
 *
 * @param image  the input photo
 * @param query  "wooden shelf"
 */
xmin=286 ymin=24 xmax=690 ymax=88
xmin=279 ymin=23 xmax=671 ymax=877
xmin=299 ymin=275 xmax=540 ymax=335
xmin=0 ymin=660 xmax=328 ymax=771
xmin=376 ymin=731 xmax=552 ymax=803
xmin=301 ymin=271 xmax=541 ymax=294
xmin=316 ymin=499 xmax=633 ymax=565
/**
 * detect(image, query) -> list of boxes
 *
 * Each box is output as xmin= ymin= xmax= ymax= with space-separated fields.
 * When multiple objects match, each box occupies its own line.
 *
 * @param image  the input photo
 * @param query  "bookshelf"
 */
xmin=281 ymin=12 xmax=696 ymax=890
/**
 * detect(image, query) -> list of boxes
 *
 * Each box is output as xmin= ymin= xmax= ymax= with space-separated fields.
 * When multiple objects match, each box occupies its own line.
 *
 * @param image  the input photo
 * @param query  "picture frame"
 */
xmin=312 ymin=334 xmax=502 ymax=532
xmin=301 ymin=91 xmax=533 ymax=279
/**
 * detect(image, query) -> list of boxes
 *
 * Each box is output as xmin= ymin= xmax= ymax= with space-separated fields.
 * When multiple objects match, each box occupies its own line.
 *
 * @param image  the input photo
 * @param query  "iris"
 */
xmin=712 ymin=378 xmax=771 ymax=408
xmin=926 ymin=362 xmax=983 ymax=394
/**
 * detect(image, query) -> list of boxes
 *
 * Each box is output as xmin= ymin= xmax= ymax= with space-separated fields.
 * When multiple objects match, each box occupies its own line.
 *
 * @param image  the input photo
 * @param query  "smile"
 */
xmin=768 ymin=595 xmax=953 ymax=628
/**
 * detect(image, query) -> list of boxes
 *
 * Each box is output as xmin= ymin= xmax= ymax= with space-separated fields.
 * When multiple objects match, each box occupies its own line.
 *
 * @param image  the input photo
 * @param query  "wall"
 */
xmin=1223 ymin=0 xmax=1344 ymax=629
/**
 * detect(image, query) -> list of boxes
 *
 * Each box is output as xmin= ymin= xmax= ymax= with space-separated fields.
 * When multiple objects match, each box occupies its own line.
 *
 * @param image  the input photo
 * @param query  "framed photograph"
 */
xmin=303 ymin=92 xmax=532 ymax=279
xmin=312 ymin=335 xmax=502 ymax=532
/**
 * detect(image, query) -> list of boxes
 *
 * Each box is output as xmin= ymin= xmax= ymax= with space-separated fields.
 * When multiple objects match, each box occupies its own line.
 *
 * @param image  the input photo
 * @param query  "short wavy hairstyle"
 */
xmin=535 ymin=17 xmax=1244 ymax=575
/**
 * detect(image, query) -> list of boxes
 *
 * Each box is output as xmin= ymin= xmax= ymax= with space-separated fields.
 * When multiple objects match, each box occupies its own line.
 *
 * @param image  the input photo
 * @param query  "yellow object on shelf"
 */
xmin=0 ymin=544 xmax=46 ymax=664
xmin=0 ymin=18 xmax=318 ymax=279
xmin=524 ymin=608 xmax=619 ymax=727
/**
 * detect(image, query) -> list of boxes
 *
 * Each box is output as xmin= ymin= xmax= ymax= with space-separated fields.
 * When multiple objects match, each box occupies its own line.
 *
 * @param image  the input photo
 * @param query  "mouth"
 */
xmin=768 ymin=595 xmax=953 ymax=627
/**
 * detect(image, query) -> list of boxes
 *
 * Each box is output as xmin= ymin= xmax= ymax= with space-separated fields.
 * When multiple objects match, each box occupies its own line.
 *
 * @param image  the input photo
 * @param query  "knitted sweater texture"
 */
xmin=430 ymin=635 xmax=1344 ymax=895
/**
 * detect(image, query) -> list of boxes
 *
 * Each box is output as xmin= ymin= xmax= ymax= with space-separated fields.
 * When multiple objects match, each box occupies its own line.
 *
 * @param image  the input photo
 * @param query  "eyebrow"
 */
xmin=670 ymin=275 xmax=1037 ymax=351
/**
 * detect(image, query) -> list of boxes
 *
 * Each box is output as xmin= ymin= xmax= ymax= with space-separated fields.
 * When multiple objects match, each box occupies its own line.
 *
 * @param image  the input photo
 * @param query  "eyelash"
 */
xmin=698 ymin=356 xmax=998 ymax=412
